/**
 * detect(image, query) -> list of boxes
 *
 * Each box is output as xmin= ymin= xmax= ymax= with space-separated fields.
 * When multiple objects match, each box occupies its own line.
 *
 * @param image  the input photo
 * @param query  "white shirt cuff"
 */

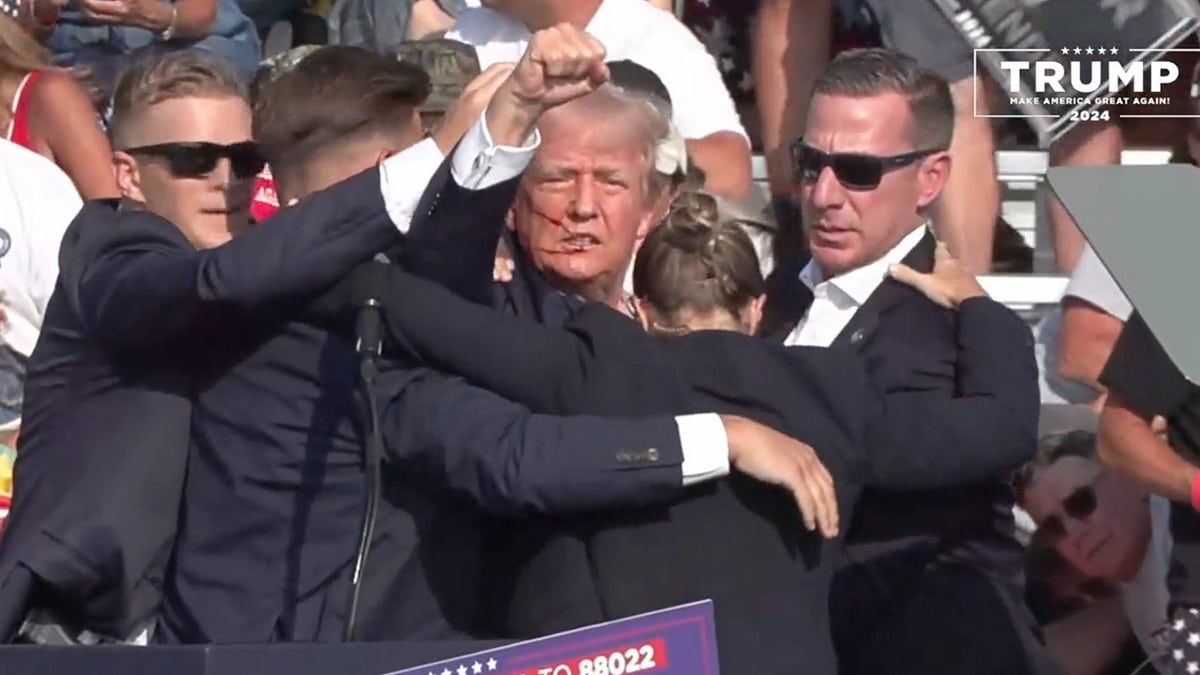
xmin=450 ymin=108 xmax=540 ymax=190
xmin=676 ymin=413 xmax=731 ymax=487
xmin=378 ymin=137 xmax=447 ymax=235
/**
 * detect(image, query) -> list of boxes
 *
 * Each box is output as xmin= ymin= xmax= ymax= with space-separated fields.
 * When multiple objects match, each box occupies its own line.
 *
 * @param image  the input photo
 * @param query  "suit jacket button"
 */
xmin=850 ymin=328 xmax=865 ymax=344
xmin=647 ymin=447 xmax=659 ymax=461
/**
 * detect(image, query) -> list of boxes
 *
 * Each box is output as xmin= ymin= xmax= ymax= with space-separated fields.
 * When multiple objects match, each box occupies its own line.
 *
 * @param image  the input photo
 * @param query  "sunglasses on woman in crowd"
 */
xmin=791 ymin=140 xmax=943 ymax=191
xmin=1035 ymin=480 xmax=1101 ymax=542
xmin=123 ymin=141 xmax=265 ymax=180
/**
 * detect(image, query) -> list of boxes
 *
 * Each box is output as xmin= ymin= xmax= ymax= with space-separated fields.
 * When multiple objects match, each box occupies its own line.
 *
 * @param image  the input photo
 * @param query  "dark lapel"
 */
xmin=761 ymin=258 xmax=814 ymax=344
xmin=831 ymin=230 xmax=936 ymax=349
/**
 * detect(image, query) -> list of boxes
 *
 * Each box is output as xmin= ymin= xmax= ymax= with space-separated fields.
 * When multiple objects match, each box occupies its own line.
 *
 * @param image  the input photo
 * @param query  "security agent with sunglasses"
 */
xmin=0 ymin=43 xmax=551 ymax=645
xmin=760 ymin=48 xmax=1051 ymax=675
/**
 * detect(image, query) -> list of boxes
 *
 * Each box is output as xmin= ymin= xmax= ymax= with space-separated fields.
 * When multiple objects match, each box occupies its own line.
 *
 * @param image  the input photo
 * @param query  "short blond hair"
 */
xmin=109 ymin=51 xmax=248 ymax=148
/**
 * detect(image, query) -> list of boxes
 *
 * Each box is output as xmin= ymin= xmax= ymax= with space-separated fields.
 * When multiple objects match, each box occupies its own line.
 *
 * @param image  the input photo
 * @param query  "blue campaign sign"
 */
xmin=381 ymin=601 xmax=720 ymax=675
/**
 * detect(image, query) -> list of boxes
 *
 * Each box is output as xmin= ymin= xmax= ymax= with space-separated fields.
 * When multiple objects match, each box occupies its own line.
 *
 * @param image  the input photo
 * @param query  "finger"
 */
xmin=886 ymin=262 xmax=925 ymax=289
xmin=803 ymin=460 xmax=839 ymax=538
xmin=790 ymin=480 xmax=818 ymax=532
xmin=933 ymin=241 xmax=953 ymax=265
xmin=587 ymin=60 xmax=611 ymax=87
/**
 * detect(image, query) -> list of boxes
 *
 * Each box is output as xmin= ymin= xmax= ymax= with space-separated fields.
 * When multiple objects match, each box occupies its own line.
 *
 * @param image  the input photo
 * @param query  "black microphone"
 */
xmin=353 ymin=260 xmax=390 ymax=360
xmin=343 ymin=259 xmax=390 ymax=642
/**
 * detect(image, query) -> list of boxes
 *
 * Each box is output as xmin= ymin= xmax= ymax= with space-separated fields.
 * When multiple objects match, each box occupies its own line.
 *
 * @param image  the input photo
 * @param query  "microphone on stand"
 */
xmin=343 ymin=261 xmax=389 ymax=642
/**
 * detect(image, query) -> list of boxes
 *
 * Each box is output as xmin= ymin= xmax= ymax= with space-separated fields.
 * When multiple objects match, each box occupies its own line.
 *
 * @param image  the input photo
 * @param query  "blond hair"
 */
xmin=109 ymin=51 xmax=248 ymax=148
xmin=632 ymin=190 xmax=765 ymax=330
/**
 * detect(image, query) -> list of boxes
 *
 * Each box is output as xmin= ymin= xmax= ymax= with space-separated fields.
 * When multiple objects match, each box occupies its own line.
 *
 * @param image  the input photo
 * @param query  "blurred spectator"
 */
xmin=445 ymin=0 xmax=752 ymax=198
xmin=1098 ymin=304 xmax=1200 ymax=675
xmin=862 ymin=0 xmax=997 ymax=273
xmin=247 ymin=43 xmax=321 ymax=223
xmin=26 ymin=0 xmax=261 ymax=99
xmin=0 ymin=138 xmax=83 ymax=538
xmin=394 ymin=35 xmax=481 ymax=134
xmin=328 ymin=0 xmax=470 ymax=54
xmin=1049 ymin=245 xmax=1133 ymax=409
xmin=1016 ymin=429 xmax=1171 ymax=674
xmin=750 ymin=0 xmax=832 ymax=264
xmin=0 ymin=15 xmax=116 ymax=198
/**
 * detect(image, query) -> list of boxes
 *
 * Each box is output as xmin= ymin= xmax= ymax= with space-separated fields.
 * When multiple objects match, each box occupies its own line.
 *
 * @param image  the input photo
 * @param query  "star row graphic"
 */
xmin=426 ymin=656 xmax=499 ymax=675
xmin=1060 ymin=47 xmax=1122 ymax=56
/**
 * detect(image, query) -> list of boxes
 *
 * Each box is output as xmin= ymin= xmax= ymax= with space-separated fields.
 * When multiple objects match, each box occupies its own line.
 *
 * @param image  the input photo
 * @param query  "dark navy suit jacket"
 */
xmin=155 ymin=155 xmax=702 ymax=644
xmin=354 ymin=262 xmax=1038 ymax=674
xmin=0 ymin=167 xmax=402 ymax=642
xmin=761 ymin=233 xmax=1035 ymax=580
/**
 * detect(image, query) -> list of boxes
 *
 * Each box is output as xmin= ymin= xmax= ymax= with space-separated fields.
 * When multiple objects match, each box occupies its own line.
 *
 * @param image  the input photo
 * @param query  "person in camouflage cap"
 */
xmin=393 ymin=37 xmax=480 ymax=133
xmin=247 ymin=43 xmax=326 ymax=223
xmin=252 ymin=43 xmax=325 ymax=101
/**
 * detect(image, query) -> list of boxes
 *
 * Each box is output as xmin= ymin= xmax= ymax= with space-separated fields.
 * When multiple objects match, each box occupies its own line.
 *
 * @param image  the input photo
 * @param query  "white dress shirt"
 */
xmin=379 ymin=112 xmax=730 ymax=485
xmin=785 ymin=225 xmax=929 ymax=348
xmin=445 ymin=0 xmax=748 ymax=143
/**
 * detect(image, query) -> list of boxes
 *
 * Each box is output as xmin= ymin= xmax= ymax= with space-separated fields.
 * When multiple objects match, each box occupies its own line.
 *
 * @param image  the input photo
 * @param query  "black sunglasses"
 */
xmin=791 ymin=141 xmax=942 ymax=190
xmin=1036 ymin=484 xmax=1099 ymax=541
xmin=124 ymin=141 xmax=265 ymax=180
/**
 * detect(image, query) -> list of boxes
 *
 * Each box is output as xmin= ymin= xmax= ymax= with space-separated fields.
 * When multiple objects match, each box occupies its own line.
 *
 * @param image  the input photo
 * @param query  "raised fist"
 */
xmin=509 ymin=23 xmax=610 ymax=112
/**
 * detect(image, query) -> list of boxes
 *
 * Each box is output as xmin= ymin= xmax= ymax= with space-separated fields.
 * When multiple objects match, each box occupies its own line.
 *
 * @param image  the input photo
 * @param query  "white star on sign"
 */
xmin=472 ymin=663 xmax=483 ymax=675
xmin=487 ymin=658 xmax=498 ymax=671
xmin=1061 ymin=47 xmax=1070 ymax=55
xmin=1187 ymin=662 xmax=1199 ymax=674
xmin=458 ymin=666 xmax=468 ymax=675
xmin=1177 ymin=649 xmax=1187 ymax=661
xmin=1074 ymin=47 xmax=1083 ymax=55
xmin=442 ymin=669 xmax=451 ymax=675
xmin=1109 ymin=47 xmax=1120 ymax=55
xmin=1085 ymin=47 xmax=1095 ymax=55
xmin=1189 ymin=632 xmax=1200 ymax=646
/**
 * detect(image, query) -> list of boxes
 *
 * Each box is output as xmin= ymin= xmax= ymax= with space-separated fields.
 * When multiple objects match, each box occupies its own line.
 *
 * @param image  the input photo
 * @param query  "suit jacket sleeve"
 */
xmin=396 ymin=154 xmax=521 ymax=306
xmin=379 ymin=266 xmax=642 ymax=414
xmin=67 ymin=168 xmax=398 ymax=351
xmin=378 ymin=368 xmax=685 ymax=516
xmin=864 ymin=297 xmax=1039 ymax=489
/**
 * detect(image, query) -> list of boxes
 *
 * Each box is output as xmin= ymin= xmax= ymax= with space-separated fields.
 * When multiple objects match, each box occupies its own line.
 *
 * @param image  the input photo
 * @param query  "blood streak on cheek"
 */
xmin=532 ymin=207 xmax=588 ymax=254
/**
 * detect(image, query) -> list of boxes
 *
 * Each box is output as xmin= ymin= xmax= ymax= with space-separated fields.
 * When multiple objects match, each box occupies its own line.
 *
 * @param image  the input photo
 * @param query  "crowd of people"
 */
xmin=0 ymin=1 xmax=1198 ymax=674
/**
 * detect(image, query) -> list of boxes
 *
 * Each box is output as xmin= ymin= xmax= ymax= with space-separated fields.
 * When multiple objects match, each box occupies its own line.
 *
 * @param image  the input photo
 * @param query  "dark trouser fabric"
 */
xmin=831 ymin=548 xmax=1061 ymax=675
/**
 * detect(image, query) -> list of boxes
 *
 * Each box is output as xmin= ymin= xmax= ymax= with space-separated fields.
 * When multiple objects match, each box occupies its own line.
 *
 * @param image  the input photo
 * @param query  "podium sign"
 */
xmin=930 ymin=0 xmax=1200 ymax=147
xmin=383 ymin=602 xmax=719 ymax=675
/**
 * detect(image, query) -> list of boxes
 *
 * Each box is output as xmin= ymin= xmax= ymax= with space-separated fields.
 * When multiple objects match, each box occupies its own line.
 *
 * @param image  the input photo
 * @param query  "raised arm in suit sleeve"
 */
xmin=71 ymin=113 xmax=534 ymax=352
xmin=380 ymin=368 xmax=694 ymax=516
xmin=377 ymin=266 xmax=631 ymax=413
xmin=863 ymin=297 xmax=1040 ymax=489
xmin=393 ymin=110 xmax=536 ymax=305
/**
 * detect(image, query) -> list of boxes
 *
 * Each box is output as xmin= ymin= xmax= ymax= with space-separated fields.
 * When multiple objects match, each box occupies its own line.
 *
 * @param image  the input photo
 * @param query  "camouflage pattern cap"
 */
xmin=260 ymin=44 xmax=324 ymax=83
xmin=394 ymin=37 xmax=481 ymax=113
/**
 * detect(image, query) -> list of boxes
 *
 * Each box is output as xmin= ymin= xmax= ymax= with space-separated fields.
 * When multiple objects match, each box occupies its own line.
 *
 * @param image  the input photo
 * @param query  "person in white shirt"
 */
xmin=446 ymin=0 xmax=752 ymax=198
xmin=1047 ymin=244 xmax=1134 ymax=409
xmin=0 ymin=139 xmax=82 ymax=437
